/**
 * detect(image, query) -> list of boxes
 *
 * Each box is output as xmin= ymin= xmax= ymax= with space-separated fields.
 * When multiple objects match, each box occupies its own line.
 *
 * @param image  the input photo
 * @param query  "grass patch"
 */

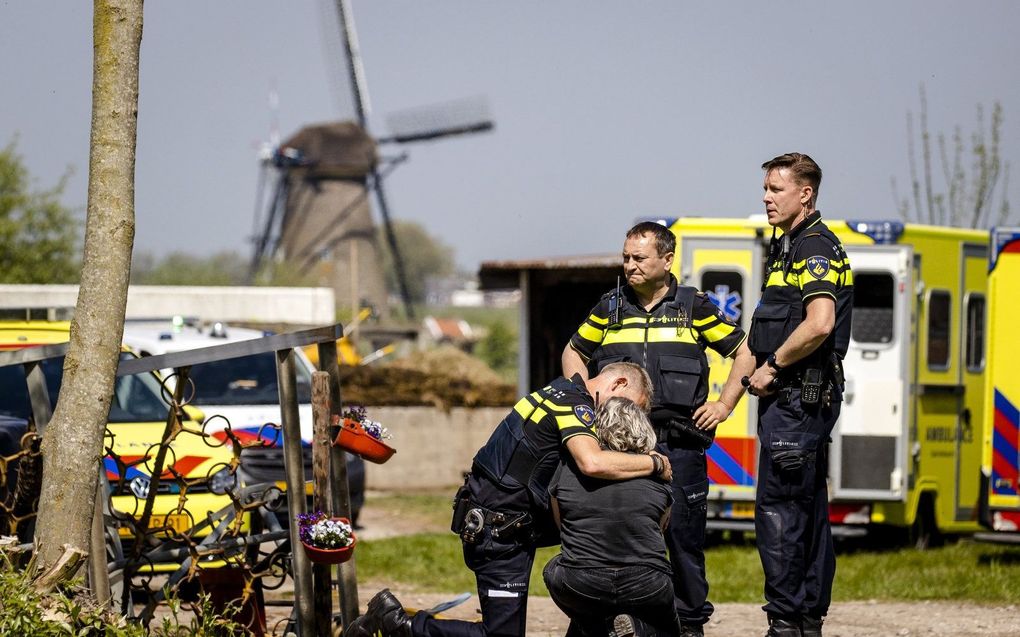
xmin=355 ymin=534 xmax=1020 ymax=604
xmin=367 ymin=492 xmax=452 ymax=530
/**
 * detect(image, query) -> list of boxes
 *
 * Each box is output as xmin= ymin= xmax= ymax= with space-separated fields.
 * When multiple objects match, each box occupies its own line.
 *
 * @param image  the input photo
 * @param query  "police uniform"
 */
xmin=748 ymin=211 xmax=853 ymax=626
xmin=417 ymin=375 xmax=601 ymax=637
xmin=568 ymin=274 xmax=746 ymax=629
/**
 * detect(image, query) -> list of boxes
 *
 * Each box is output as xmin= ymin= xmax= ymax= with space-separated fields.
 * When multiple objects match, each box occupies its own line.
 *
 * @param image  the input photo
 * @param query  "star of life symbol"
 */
xmin=707 ymin=285 xmax=742 ymax=322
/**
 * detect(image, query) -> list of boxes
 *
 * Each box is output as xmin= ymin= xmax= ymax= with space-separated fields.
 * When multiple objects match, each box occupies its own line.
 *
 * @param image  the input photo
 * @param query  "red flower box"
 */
xmin=300 ymin=517 xmax=357 ymax=565
xmin=334 ymin=418 xmax=396 ymax=464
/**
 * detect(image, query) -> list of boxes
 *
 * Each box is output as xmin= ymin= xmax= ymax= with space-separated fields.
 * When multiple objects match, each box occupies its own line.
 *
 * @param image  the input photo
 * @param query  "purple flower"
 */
xmin=296 ymin=510 xmax=354 ymax=549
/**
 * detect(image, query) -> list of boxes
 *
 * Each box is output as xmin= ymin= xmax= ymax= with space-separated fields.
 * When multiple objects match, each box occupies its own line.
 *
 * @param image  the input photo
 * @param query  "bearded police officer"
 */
xmin=562 ymin=221 xmax=755 ymax=637
xmin=746 ymin=154 xmax=853 ymax=637
xmin=348 ymin=362 xmax=670 ymax=637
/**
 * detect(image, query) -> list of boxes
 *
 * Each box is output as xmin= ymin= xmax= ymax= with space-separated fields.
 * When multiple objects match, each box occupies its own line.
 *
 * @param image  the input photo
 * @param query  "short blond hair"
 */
xmin=595 ymin=397 xmax=657 ymax=453
xmin=598 ymin=362 xmax=654 ymax=412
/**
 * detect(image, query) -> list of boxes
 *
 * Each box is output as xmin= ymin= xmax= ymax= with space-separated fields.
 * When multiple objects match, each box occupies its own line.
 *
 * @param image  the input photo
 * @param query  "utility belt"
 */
xmin=745 ymin=353 xmax=845 ymax=408
xmin=451 ymin=481 xmax=535 ymax=545
xmin=653 ymin=409 xmax=714 ymax=450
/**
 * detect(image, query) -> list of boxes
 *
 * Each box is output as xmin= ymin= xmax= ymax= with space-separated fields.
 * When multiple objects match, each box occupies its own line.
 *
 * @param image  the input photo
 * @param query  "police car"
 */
xmin=121 ymin=318 xmax=365 ymax=525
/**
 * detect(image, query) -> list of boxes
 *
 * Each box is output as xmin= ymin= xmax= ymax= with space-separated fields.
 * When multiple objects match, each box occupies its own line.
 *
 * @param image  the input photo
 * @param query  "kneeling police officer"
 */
xmin=348 ymin=362 xmax=669 ymax=637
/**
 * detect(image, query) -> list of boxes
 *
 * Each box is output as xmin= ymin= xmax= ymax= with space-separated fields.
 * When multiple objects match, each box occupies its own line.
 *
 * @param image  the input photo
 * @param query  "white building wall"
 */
xmin=0 ymin=284 xmax=336 ymax=325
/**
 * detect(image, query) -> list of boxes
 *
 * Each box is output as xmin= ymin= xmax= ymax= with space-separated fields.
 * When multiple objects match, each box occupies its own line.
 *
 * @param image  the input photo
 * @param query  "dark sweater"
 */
xmin=548 ymin=457 xmax=673 ymax=574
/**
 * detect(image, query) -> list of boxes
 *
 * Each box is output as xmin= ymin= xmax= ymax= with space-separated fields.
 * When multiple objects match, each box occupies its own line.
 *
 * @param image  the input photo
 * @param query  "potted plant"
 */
xmin=333 ymin=406 xmax=396 ymax=464
xmin=297 ymin=511 xmax=356 ymax=564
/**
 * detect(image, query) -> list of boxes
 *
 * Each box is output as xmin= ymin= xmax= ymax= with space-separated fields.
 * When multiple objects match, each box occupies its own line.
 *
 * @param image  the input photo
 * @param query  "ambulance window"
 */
xmin=965 ymin=294 xmax=985 ymax=372
xmin=851 ymin=273 xmax=894 ymax=344
xmin=927 ymin=290 xmax=951 ymax=370
xmin=700 ymin=270 xmax=744 ymax=323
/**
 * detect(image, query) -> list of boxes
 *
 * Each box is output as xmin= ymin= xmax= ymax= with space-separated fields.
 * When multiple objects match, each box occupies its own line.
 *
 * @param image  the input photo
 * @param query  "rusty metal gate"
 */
xmin=0 ymin=323 xmax=356 ymax=636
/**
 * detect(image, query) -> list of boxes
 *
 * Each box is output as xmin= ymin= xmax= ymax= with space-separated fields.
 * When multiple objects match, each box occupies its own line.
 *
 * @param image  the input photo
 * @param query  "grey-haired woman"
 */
xmin=544 ymin=397 xmax=680 ymax=636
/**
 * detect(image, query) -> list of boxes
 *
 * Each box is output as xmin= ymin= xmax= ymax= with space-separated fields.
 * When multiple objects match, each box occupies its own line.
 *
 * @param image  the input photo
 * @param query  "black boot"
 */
xmin=345 ymin=589 xmax=412 ymax=637
xmin=679 ymin=623 xmax=704 ymax=637
xmin=801 ymin=616 xmax=823 ymax=637
xmin=610 ymin=614 xmax=636 ymax=637
xmin=367 ymin=589 xmax=412 ymax=637
xmin=765 ymin=616 xmax=802 ymax=637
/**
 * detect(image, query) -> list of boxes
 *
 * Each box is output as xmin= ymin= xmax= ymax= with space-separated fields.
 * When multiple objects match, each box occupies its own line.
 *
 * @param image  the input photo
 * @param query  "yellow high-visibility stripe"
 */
xmin=513 ymin=397 xmax=532 ymax=418
xmin=693 ymin=316 xmax=715 ymax=327
xmin=512 ymin=393 xmax=542 ymax=418
xmin=577 ymin=322 xmax=605 ymax=342
xmin=647 ymin=327 xmax=699 ymax=344
xmin=790 ymin=257 xmax=848 ymax=269
xmin=620 ymin=317 xmax=648 ymax=325
xmin=587 ymin=314 xmax=609 ymax=326
xmin=601 ymin=325 xmax=699 ymax=345
xmin=602 ymin=329 xmax=648 ymax=345
xmin=529 ymin=406 xmax=549 ymax=424
xmin=555 ymin=414 xmax=587 ymax=431
xmin=700 ymin=322 xmax=735 ymax=343
xmin=765 ymin=270 xmax=797 ymax=287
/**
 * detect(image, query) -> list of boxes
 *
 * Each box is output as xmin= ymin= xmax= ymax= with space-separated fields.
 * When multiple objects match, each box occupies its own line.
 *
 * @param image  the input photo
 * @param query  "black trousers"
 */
xmin=411 ymin=527 xmax=535 ymax=637
xmin=543 ymin=554 xmax=680 ymax=636
xmin=655 ymin=441 xmax=712 ymax=626
xmin=755 ymin=390 xmax=840 ymax=620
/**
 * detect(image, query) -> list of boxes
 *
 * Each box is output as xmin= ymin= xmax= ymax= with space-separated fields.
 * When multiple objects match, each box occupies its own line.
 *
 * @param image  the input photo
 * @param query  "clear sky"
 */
xmin=3 ymin=1 xmax=1019 ymax=271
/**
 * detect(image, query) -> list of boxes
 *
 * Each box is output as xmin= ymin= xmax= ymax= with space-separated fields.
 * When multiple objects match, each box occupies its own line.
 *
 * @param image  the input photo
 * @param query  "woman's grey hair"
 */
xmin=595 ymin=396 xmax=657 ymax=454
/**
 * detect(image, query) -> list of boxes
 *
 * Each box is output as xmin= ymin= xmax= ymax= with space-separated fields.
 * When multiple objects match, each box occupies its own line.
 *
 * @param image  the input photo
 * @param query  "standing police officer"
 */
xmin=348 ymin=362 xmax=670 ymax=637
xmin=563 ymin=221 xmax=755 ymax=637
xmin=746 ymin=153 xmax=853 ymax=637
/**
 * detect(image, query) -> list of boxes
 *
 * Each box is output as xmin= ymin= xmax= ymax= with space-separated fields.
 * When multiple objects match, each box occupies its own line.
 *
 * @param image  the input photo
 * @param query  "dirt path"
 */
xmin=348 ymin=589 xmax=1020 ymax=637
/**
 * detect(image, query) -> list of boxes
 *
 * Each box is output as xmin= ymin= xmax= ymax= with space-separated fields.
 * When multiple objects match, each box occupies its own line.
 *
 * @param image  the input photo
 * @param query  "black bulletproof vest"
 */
xmin=588 ymin=284 xmax=709 ymax=415
xmin=748 ymin=220 xmax=852 ymax=368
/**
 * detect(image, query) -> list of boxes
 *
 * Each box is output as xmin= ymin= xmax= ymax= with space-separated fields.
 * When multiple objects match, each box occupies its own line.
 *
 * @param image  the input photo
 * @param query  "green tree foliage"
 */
xmin=476 ymin=319 xmax=517 ymax=382
xmin=0 ymin=141 xmax=79 ymax=283
xmin=132 ymin=250 xmax=316 ymax=287
xmin=892 ymin=84 xmax=1013 ymax=228
xmin=377 ymin=220 xmax=456 ymax=304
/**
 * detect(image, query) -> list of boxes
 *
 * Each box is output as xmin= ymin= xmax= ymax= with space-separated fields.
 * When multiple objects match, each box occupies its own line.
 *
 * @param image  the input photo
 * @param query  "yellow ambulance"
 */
xmin=664 ymin=217 xmax=1019 ymax=545
xmin=977 ymin=229 xmax=1020 ymax=541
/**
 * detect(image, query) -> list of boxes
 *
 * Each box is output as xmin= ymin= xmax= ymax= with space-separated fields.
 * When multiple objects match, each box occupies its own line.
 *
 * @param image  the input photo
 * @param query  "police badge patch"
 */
xmin=573 ymin=404 xmax=596 ymax=425
xmin=806 ymin=255 xmax=830 ymax=280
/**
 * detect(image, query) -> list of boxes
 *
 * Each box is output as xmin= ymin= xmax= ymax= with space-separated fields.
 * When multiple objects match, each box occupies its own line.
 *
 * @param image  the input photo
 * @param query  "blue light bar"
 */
xmin=846 ymin=220 xmax=905 ymax=244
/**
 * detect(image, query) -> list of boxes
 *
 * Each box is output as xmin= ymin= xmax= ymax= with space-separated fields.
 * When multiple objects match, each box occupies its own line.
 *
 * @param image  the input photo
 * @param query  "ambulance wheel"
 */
xmin=910 ymin=493 xmax=943 ymax=551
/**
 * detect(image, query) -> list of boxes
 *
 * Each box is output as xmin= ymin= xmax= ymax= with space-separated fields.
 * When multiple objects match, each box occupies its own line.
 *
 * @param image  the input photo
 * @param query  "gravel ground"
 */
xmin=346 ymin=590 xmax=1020 ymax=637
xmin=257 ymin=501 xmax=1020 ymax=636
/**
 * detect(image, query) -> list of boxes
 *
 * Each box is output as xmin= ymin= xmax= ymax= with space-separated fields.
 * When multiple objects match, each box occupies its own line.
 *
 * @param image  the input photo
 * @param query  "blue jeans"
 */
xmin=543 ymin=554 xmax=680 ymax=636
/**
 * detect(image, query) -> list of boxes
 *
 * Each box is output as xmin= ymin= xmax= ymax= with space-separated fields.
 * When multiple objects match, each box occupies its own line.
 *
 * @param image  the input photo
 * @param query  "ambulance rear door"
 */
xmin=832 ymin=244 xmax=913 ymax=502
xmin=679 ymin=234 xmax=763 ymax=512
xmin=983 ymin=228 xmax=1020 ymax=532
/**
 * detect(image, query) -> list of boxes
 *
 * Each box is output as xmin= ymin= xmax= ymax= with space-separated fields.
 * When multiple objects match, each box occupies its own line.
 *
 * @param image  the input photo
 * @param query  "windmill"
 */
xmin=249 ymin=0 xmax=494 ymax=320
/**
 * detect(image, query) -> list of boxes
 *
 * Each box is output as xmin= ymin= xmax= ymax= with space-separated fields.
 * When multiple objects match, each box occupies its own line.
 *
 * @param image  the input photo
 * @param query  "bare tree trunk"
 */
xmin=35 ymin=0 xmax=143 ymax=572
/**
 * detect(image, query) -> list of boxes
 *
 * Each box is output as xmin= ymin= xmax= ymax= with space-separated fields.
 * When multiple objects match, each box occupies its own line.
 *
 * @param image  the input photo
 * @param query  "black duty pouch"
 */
xmin=451 ymin=483 xmax=472 ymax=535
xmin=667 ymin=416 xmax=714 ymax=450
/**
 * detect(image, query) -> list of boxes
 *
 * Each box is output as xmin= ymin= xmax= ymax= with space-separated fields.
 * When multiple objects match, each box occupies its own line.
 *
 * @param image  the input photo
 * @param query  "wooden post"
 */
xmin=317 ymin=339 xmax=359 ymax=626
xmin=311 ymin=372 xmax=333 ymax=636
xmin=277 ymin=350 xmax=314 ymax=636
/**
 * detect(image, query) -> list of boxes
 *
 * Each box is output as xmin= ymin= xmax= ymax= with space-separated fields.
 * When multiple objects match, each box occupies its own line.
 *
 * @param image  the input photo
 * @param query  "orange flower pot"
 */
xmin=334 ymin=418 xmax=396 ymax=464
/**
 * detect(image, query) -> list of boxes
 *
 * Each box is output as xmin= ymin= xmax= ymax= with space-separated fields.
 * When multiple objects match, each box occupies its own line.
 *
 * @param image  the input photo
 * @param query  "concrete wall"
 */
xmin=361 ymin=406 xmax=506 ymax=491
xmin=0 ymin=284 xmax=335 ymax=325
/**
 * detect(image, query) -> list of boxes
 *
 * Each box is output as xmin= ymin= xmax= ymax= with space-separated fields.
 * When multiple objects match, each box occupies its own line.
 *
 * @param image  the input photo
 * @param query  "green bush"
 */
xmin=0 ymin=550 xmax=244 ymax=636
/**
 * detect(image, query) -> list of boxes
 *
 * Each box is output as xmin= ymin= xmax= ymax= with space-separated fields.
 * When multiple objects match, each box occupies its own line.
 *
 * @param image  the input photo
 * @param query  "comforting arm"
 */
xmin=565 ymin=434 xmax=671 ymax=481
